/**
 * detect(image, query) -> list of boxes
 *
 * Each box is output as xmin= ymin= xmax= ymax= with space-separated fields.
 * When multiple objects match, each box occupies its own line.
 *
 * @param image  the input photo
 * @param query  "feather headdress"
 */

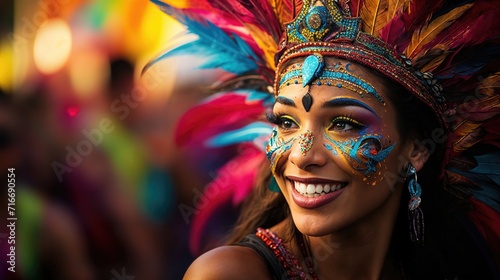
xmin=148 ymin=0 xmax=500 ymax=260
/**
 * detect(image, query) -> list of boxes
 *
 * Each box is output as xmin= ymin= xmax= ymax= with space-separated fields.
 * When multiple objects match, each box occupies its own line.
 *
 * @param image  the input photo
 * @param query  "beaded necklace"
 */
xmin=255 ymin=227 xmax=408 ymax=280
xmin=256 ymin=228 xmax=319 ymax=280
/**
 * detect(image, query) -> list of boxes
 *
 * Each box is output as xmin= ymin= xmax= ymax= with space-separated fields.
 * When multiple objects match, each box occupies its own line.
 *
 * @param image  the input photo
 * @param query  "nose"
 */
xmin=289 ymin=129 xmax=329 ymax=170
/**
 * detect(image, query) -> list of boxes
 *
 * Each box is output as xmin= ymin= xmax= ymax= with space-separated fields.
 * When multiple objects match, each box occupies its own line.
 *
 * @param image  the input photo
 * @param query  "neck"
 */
xmin=304 ymin=187 xmax=403 ymax=280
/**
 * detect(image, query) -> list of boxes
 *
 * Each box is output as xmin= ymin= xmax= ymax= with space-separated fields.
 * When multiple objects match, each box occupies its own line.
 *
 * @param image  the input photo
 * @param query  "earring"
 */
xmin=268 ymin=176 xmax=281 ymax=192
xmin=406 ymin=163 xmax=424 ymax=245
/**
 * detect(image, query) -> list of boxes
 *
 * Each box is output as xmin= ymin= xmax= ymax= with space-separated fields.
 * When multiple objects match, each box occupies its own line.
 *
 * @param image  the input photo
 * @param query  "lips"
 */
xmin=287 ymin=176 xmax=347 ymax=209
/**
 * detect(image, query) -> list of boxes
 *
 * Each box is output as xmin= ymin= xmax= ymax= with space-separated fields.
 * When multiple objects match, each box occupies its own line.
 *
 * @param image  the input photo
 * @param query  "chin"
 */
xmin=290 ymin=210 xmax=350 ymax=237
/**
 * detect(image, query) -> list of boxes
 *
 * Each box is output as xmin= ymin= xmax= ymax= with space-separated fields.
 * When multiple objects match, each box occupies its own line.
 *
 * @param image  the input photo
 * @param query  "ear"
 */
xmin=407 ymin=140 xmax=431 ymax=172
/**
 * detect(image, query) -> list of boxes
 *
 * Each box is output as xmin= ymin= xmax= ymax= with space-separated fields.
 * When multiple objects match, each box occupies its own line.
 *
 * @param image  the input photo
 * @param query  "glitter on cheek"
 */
xmin=298 ymin=130 xmax=314 ymax=156
xmin=266 ymin=127 xmax=297 ymax=174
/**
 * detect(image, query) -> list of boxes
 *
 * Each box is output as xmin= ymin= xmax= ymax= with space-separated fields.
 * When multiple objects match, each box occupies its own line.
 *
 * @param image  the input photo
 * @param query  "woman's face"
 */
xmin=268 ymin=57 xmax=410 ymax=236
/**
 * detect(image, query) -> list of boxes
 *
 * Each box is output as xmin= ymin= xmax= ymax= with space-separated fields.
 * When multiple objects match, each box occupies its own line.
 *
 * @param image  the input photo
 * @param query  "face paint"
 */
xmin=324 ymin=133 xmax=395 ymax=176
xmin=298 ymin=130 xmax=314 ymax=156
xmin=278 ymin=55 xmax=385 ymax=110
xmin=266 ymin=127 xmax=296 ymax=174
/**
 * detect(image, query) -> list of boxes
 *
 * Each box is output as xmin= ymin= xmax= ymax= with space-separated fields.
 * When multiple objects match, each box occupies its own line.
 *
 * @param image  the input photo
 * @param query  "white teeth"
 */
xmin=306 ymin=184 xmax=315 ymax=194
xmin=293 ymin=181 xmax=344 ymax=196
xmin=299 ymin=183 xmax=306 ymax=194
xmin=315 ymin=185 xmax=323 ymax=193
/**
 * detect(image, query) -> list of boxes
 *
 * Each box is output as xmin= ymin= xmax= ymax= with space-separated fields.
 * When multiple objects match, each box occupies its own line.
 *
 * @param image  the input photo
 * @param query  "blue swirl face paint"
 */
xmin=266 ymin=127 xmax=296 ymax=174
xmin=324 ymin=133 xmax=396 ymax=176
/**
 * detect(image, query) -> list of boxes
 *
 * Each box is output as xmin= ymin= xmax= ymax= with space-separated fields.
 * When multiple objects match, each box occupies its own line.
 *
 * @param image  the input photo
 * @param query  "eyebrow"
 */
xmin=275 ymin=96 xmax=296 ymax=107
xmin=322 ymin=98 xmax=380 ymax=118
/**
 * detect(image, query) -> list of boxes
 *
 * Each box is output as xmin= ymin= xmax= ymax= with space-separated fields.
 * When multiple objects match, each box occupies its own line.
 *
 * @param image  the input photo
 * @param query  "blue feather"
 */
xmin=448 ymin=151 xmax=500 ymax=212
xmin=438 ymin=43 xmax=500 ymax=79
xmin=234 ymin=90 xmax=275 ymax=106
xmin=206 ymin=122 xmax=273 ymax=147
xmin=144 ymin=3 xmax=260 ymax=75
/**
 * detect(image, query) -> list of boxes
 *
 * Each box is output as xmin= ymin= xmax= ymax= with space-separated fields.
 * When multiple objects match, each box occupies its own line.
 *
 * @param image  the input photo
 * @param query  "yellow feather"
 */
xmin=452 ymin=121 xmax=482 ymax=154
xmin=387 ymin=0 xmax=410 ymax=19
xmin=246 ymin=24 xmax=278 ymax=70
xmin=360 ymin=0 xmax=389 ymax=36
xmin=478 ymin=73 xmax=500 ymax=97
xmin=269 ymin=0 xmax=294 ymax=25
xmin=406 ymin=4 xmax=473 ymax=57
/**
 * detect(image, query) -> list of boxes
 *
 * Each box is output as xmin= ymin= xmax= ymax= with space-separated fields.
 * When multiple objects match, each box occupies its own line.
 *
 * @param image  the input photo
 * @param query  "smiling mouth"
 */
xmin=288 ymin=178 xmax=347 ymax=198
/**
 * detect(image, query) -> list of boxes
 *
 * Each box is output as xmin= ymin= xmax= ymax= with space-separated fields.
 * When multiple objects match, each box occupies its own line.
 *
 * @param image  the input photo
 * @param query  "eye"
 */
xmin=330 ymin=116 xmax=365 ymax=132
xmin=268 ymin=113 xmax=299 ymax=131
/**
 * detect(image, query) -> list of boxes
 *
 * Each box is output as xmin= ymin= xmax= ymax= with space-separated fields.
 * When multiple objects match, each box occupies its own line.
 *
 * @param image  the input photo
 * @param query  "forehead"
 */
xmin=276 ymin=57 xmax=391 ymax=113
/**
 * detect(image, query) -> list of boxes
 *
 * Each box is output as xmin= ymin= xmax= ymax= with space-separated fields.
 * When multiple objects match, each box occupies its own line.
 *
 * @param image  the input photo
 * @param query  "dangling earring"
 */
xmin=406 ymin=163 xmax=424 ymax=245
xmin=268 ymin=175 xmax=281 ymax=192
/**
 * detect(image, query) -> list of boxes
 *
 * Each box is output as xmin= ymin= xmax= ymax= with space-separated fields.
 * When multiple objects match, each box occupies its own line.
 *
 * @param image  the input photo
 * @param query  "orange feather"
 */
xmin=246 ymin=24 xmax=278 ymax=70
xmin=406 ymin=3 xmax=473 ymax=57
xmin=269 ymin=0 xmax=295 ymax=26
xmin=387 ymin=0 xmax=410 ymax=19
xmin=360 ymin=0 xmax=389 ymax=36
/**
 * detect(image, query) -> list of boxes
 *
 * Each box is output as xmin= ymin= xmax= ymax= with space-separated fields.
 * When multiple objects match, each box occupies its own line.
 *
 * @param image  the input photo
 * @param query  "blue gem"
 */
xmin=302 ymin=54 xmax=325 ymax=86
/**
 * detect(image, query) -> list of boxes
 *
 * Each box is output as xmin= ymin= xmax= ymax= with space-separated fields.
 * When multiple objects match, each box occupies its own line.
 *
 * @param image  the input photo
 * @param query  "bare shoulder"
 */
xmin=183 ymin=245 xmax=272 ymax=280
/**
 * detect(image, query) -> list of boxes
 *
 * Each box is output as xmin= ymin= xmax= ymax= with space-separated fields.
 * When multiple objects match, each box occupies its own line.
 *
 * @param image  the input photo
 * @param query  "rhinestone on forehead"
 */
xmin=279 ymin=57 xmax=385 ymax=105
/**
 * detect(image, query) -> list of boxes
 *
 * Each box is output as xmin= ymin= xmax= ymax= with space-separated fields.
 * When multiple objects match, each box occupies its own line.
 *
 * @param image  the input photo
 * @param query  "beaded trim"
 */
xmin=279 ymin=61 xmax=384 ymax=104
xmin=285 ymin=0 xmax=360 ymax=43
xmin=255 ymin=228 xmax=308 ymax=280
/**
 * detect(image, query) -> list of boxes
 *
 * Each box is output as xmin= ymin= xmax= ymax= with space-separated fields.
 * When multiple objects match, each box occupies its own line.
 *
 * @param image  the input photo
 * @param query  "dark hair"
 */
xmin=367 ymin=69 xmax=494 ymax=279
xmin=225 ymin=60 xmax=495 ymax=279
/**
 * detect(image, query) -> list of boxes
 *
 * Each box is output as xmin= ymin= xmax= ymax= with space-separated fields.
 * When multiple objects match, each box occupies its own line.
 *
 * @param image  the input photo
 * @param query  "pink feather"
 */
xmin=175 ymin=93 xmax=266 ymax=147
xmin=189 ymin=146 xmax=266 ymax=255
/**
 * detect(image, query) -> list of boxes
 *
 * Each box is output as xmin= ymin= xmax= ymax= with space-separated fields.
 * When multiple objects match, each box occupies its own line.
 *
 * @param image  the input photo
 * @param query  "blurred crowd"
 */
xmin=0 ymin=1 xmax=234 ymax=279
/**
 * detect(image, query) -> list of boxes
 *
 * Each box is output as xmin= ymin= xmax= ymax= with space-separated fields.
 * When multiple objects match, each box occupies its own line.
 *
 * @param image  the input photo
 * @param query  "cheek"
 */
xmin=266 ymin=128 xmax=296 ymax=174
xmin=324 ymin=131 xmax=397 ymax=186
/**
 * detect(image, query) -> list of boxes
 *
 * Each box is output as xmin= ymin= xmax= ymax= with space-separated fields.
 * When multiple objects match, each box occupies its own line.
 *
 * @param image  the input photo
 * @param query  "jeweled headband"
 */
xmin=273 ymin=0 xmax=448 ymax=129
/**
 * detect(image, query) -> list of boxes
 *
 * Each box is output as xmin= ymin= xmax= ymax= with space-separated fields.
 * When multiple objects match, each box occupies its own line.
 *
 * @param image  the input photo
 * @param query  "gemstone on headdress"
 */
xmin=285 ymin=1 xmax=360 ymax=44
xmin=302 ymin=54 xmax=325 ymax=86
xmin=305 ymin=5 xmax=332 ymax=34
xmin=307 ymin=13 xmax=322 ymax=30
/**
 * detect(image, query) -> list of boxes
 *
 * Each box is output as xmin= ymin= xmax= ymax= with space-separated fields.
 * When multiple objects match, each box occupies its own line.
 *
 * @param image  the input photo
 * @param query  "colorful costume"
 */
xmin=147 ymin=0 xmax=499 ymax=277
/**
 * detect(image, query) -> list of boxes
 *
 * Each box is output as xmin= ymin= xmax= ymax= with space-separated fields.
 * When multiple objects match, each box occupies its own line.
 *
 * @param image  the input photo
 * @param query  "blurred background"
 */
xmin=0 ymin=0 xmax=236 ymax=279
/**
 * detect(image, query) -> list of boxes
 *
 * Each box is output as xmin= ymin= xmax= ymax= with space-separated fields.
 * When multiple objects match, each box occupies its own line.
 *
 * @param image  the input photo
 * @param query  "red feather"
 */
xmin=480 ymin=115 xmax=500 ymax=149
xmin=189 ymin=147 xmax=265 ymax=255
xmin=350 ymin=0 xmax=362 ymax=17
xmin=175 ymin=93 xmax=266 ymax=147
xmin=467 ymin=198 xmax=500 ymax=259
xmin=422 ymin=1 xmax=500 ymax=56
xmin=209 ymin=0 xmax=283 ymax=40
xmin=384 ymin=0 xmax=445 ymax=52
xmin=379 ymin=13 xmax=406 ymax=43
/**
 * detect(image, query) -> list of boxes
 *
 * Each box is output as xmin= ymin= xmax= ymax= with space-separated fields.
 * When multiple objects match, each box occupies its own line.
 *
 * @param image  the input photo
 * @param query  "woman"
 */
xmin=146 ymin=0 xmax=499 ymax=279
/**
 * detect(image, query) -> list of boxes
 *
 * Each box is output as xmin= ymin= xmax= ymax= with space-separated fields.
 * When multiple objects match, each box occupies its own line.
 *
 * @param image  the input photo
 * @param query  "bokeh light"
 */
xmin=0 ymin=39 xmax=13 ymax=92
xmin=69 ymin=47 xmax=109 ymax=99
xmin=33 ymin=18 xmax=72 ymax=74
